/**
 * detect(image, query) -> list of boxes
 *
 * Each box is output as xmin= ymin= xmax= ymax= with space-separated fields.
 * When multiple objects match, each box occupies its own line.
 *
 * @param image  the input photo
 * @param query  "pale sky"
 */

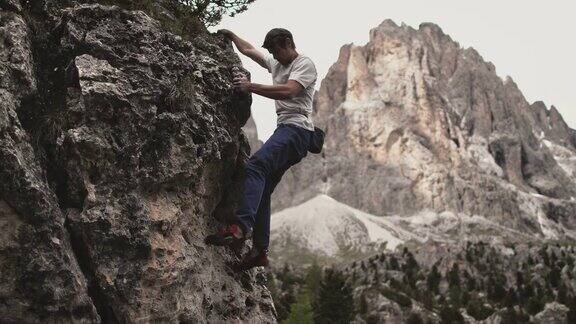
xmin=213 ymin=0 xmax=575 ymax=141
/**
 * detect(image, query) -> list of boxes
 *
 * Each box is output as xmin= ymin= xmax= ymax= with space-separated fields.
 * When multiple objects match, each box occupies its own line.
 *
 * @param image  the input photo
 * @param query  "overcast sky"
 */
xmin=213 ymin=0 xmax=575 ymax=141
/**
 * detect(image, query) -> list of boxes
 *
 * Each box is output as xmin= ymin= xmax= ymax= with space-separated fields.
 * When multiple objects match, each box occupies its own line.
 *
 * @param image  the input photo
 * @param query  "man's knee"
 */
xmin=246 ymin=155 xmax=270 ymax=177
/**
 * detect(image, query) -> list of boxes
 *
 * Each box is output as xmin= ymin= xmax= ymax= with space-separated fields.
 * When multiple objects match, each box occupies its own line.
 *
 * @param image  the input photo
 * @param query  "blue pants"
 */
xmin=236 ymin=124 xmax=313 ymax=250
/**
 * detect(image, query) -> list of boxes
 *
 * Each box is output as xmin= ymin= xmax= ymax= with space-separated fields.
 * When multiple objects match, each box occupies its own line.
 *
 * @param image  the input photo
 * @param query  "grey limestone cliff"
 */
xmin=0 ymin=1 xmax=274 ymax=322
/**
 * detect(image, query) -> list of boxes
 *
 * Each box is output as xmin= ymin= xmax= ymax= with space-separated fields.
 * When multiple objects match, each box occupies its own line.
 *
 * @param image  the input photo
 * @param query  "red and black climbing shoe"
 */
xmin=204 ymin=224 xmax=245 ymax=247
xmin=232 ymin=247 xmax=269 ymax=272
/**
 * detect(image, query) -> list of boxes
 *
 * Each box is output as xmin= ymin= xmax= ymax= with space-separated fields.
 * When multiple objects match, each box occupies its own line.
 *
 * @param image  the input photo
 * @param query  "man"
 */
xmin=205 ymin=28 xmax=317 ymax=271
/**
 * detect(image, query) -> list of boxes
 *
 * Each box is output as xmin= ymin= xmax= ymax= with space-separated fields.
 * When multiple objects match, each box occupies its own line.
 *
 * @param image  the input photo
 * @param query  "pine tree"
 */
xmin=548 ymin=264 xmax=561 ymax=288
xmin=389 ymin=255 xmax=400 ymax=270
xmin=305 ymin=261 xmax=322 ymax=301
xmin=379 ymin=253 xmax=386 ymax=263
xmin=464 ymin=270 xmax=476 ymax=291
xmin=402 ymin=251 xmax=419 ymax=289
xmin=566 ymin=295 xmax=576 ymax=323
xmin=422 ymin=290 xmax=435 ymax=311
xmin=516 ymin=270 xmax=524 ymax=288
xmin=406 ymin=312 xmax=424 ymax=324
xmin=500 ymin=307 xmax=520 ymax=323
xmin=504 ymin=287 xmax=518 ymax=307
xmin=313 ymin=269 xmax=354 ymax=324
xmin=466 ymin=296 xmax=494 ymax=321
xmin=283 ymin=291 xmax=314 ymax=324
xmin=558 ymin=282 xmax=568 ymax=305
xmin=526 ymin=296 xmax=545 ymax=315
xmin=448 ymin=263 xmax=460 ymax=287
xmin=439 ymin=303 xmax=464 ymax=323
xmin=427 ymin=265 xmax=441 ymax=295
xmin=447 ymin=263 xmax=463 ymax=308
xmin=267 ymin=272 xmax=291 ymax=321
xmin=540 ymin=246 xmax=550 ymax=267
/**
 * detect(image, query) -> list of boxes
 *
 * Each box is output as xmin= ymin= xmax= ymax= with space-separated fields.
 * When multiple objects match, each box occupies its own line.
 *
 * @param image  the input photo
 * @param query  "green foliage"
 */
xmin=97 ymin=0 xmax=206 ymax=38
xmin=282 ymin=291 xmax=314 ymax=324
xmin=305 ymin=261 xmax=322 ymax=300
xmin=557 ymin=282 xmax=568 ymax=305
xmin=466 ymin=296 xmax=494 ymax=320
xmin=486 ymin=272 xmax=506 ymax=303
xmin=439 ymin=304 xmax=464 ymax=324
xmin=266 ymin=272 xmax=291 ymax=321
xmin=313 ymin=269 xmax=354 ymax=324
xmin=548 ymin=265 xmax=561 ymax=288
xmin=402 ymin=250 xmax=419 ymax=288
xmin=278 ymin=264 xmax=304 ymax=290
xmin=272 ymin=242 xmax=576 ymax=323
xmin=422 ymin=290 xmax=435 ymax=311
xmin=427 ymin=265 xmax=441 ymax=294
xmin=406 ymin=312 xmax=425 ymax=324
xmin=503 ymin=287 xmax=518 ymax=307
xmin=526 ymin=296 xmax=545 ymax=315
xmin=389 ymin=255 xmax=399 ymax=270
xmin=567 ymin=297 xmax=576 ymax=323
xmin=448 ymin=263 xmax=460 ymax=287
xmin=500 ymin=307 xmax=530 ymax=323
xmin=96 ymin=0 xmax=257 ymax=36
xmin=380 ymin=287 xmax=412 ymax=308
xmin=178 ymin=0 xmax=256 ymax=26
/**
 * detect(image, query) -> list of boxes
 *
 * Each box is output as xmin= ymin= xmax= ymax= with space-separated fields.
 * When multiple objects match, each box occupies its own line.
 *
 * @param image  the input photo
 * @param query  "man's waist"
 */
xmin=277 ymin=110 xmax=311 ymax=118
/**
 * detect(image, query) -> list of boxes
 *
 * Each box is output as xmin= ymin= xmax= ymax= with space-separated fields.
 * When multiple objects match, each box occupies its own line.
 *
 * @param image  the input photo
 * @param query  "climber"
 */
xmin=205 ymin=28 xmax=320 ymax=272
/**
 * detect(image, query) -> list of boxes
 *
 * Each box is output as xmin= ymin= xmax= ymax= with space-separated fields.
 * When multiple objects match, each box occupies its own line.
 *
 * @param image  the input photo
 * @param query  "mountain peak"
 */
xmin=274 ymin=20 xmax=576 ymax=243
xmin=271 ymin=195 xmax=406 ymax=265
xmin=418 ymin=21 xmax=446 ymax=35
xmin=378 ymin=18 xmax=399 ymax=28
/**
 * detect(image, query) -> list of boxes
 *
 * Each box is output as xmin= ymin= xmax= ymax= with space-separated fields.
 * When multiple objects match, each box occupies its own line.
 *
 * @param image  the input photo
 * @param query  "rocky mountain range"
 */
xmin=272 ymin=19 xmax=576 ymax=243
xmin=267 ymin=20 xmax=576 ymax=323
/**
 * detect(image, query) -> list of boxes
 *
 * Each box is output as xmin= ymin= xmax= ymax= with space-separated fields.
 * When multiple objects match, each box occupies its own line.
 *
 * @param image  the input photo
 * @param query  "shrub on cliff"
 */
xmin=97 ymin=0 xmax=256 ymax=37
xmin=179 ymin=0 xmax=256 ymax=26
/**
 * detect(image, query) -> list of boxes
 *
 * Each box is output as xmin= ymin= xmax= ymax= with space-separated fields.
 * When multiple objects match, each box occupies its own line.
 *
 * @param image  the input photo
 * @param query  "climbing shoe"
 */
xmin=232 ymin=247 xmax=269 ymax=272
xmin=204 ymin=223 xmax=245 ymax=247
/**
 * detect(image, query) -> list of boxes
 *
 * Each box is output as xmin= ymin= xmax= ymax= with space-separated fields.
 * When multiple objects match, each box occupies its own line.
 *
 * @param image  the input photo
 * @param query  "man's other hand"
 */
xmin=233 ymin=74 xmax=251 ymax=92
xmin=217 ymin=29 xmax=234 ymax=39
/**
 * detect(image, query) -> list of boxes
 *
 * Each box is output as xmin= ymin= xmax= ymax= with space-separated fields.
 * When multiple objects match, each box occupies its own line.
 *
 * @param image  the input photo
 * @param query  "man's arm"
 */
xmin=234 ymin=75 xmax=303 ymax=100
xmin=247 ymin=80 xmax=304 ymax=100
xmin=219 ymin=29 xmax=268 ymax=70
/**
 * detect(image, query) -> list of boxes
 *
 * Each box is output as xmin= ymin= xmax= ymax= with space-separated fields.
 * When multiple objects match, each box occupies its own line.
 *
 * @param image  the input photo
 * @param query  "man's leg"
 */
xmin=252 ymin=169 xmax=285 ymax=251
xmin=206 ymin=125 xmax=311 ymax=251
xmin=232 ymin=125 xmax=313 ymax=271
xmin=204 ymin=130 xmax=288 ymax=247
xmin=235 ymin=126 xmax=300 ymax=236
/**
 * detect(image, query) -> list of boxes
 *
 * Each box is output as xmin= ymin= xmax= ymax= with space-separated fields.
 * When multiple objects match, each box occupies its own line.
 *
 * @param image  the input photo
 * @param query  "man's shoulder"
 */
xmin=296 ymin=54 xmax=315 ymax=65
xmin=266 ymin=55 xmax=277 ymax=66
xmin=294 ymin=54 xmax=317 ymax=72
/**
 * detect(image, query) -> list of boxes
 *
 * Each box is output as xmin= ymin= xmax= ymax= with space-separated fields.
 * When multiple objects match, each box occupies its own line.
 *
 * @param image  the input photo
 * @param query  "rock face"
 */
xmin=0 ymin=1 xmax=274 ymax=322
xmin=273 ymin=20 xmax=576 ymax=241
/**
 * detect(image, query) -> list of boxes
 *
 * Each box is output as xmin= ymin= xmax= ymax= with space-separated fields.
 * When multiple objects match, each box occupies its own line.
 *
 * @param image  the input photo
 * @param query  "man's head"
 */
xmin=262 ymin=28 xmax=298 ymax=65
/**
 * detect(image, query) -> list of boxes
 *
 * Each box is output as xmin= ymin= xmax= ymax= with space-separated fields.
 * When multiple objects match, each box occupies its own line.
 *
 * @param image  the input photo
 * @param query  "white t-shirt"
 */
xmin=265 ymin=54 xmax=316 ymax=131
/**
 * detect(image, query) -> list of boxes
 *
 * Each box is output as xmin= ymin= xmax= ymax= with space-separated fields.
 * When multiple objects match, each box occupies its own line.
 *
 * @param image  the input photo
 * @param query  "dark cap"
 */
xmin=262 ymin=28 xmax=293 ymax=49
